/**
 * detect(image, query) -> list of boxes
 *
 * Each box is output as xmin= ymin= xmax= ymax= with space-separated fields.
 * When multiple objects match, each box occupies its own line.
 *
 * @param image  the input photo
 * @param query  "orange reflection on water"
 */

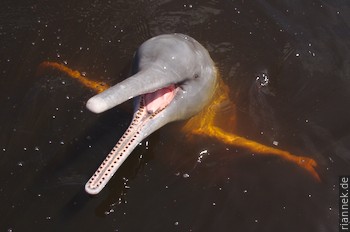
xmin=183 ymin=76 xmax=320 ymax=181
xmin=39 ymin=62 xmax=319 ymax=181
xmin=38 ymin=62 xmax=109 ymax=93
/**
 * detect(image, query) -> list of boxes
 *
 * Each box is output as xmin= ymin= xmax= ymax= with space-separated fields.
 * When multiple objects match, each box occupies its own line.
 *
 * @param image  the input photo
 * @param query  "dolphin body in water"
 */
xmin=85 ymin=34 xmax=217 ymax=194
xmin=37 ymin=34 xmax=319 ymax=194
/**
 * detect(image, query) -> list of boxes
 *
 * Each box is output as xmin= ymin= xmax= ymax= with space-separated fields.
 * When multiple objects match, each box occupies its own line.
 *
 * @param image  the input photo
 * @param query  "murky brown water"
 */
xmin=0 ymin=0 xmax=349 ymax=231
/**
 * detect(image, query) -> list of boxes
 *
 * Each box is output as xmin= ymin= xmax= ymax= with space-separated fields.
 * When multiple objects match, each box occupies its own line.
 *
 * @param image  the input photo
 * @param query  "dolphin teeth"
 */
xmin=85 ymin=101 xmax=155 ymax=195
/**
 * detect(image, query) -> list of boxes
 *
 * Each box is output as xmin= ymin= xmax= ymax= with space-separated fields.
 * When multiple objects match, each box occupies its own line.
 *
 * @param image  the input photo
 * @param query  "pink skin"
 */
xmin=85 ymin=86 xmax=178 ymax=194
xmin=145 ymin=85 xmax=176 ymax=113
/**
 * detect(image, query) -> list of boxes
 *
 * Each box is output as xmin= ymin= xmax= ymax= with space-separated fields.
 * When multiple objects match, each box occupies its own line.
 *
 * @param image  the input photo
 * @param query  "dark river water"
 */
xmin=1 ymin=0 xmax=349 ymax=231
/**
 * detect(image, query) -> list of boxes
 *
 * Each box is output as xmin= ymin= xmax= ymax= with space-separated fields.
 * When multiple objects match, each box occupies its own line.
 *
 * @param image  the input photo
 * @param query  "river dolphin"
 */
xmin=85 ymin=34 xmax=217 ymax=194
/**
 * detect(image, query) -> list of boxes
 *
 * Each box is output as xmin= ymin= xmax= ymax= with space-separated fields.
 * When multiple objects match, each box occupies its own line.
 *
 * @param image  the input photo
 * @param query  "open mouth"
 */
xmin=144 ymin=84 xmax=176 ymax=114
xmin=85 ymin=84 xmax=178 ymax=194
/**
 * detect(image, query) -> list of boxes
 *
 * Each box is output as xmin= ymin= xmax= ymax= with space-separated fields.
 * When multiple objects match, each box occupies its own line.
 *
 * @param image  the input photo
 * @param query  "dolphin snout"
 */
xmin=86 ymin=97 xmax=109 ymax=114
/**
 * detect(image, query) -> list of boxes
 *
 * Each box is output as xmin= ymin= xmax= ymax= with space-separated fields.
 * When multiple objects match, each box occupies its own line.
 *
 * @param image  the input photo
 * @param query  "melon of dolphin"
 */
xmin=85 ymin=34 xmax=217 ymax=194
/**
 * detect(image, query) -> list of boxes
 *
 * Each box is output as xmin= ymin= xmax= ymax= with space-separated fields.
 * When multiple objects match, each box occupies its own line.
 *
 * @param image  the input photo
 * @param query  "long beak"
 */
xmin=86 ymin=67 xmax=179 ymax=113
xmin=85 ymin=68 xmax=181 ymax=194
xmin=85 ymin=97 xmax=156 ymax=194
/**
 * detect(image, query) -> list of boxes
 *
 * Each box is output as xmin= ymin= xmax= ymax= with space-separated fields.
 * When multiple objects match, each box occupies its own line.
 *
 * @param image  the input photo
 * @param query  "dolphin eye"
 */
xmin=193 ymin=74 xmax=199 ymax=79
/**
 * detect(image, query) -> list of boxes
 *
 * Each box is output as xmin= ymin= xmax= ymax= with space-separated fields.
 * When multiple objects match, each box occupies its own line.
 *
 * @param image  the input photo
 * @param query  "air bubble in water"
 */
xmin=183 ymin=173 xmax=190 ymax=178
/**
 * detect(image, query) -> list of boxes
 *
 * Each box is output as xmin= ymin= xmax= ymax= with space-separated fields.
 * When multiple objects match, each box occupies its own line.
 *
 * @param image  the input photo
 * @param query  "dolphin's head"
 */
xmin=85 ymin=34 xmax=217 ymax=194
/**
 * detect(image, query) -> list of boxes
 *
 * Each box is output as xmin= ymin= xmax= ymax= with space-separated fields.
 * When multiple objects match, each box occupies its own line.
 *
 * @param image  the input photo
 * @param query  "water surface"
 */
xmin=0 ymin=0 xmax=349 ymax=231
